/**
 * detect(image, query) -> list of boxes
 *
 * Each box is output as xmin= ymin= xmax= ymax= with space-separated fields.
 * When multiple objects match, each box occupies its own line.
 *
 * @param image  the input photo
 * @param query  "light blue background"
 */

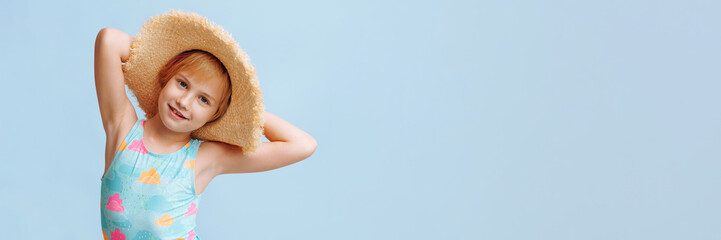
xmin=1 ymin=0 xmax=719 ymax=239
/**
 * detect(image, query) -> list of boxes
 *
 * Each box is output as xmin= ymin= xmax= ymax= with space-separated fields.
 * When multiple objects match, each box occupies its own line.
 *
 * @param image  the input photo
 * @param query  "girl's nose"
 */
xmin=177 ymin=93 xmax=193 ymax=110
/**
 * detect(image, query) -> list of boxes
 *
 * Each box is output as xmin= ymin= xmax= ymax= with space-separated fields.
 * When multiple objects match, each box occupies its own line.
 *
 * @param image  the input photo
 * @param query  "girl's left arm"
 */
xmin=205 ymin=111 xmax=317 ymax=174
xmin=261 ymin=111 xmax=317 ymax=148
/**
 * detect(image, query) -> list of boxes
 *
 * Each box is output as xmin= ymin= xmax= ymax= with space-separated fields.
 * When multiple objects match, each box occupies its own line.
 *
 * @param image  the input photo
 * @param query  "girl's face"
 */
xmin=157 ymin=70 xmax=228 ymax=133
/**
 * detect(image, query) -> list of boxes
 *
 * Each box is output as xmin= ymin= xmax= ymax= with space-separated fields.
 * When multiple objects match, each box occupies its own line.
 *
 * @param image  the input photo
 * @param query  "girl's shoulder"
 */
xmin=195 ymin=140 xmax=233 ymax=175
xmin=113 ymin=117 xmax=142 ymax=146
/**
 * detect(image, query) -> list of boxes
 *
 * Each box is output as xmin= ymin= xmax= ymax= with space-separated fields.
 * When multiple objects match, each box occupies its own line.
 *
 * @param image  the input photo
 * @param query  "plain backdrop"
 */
xmin=1 ymin=0 xmax=719 ymax=239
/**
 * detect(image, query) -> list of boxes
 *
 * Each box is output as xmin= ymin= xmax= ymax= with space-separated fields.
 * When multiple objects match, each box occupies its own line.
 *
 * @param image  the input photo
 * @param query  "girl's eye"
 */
xmin=179 ymin=80 xmax=187 ymax=88
xmin=200 ymin=96 xmax=209 ymax=104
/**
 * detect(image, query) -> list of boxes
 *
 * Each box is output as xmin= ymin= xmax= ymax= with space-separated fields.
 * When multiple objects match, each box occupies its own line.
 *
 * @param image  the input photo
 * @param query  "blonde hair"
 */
xmin=157 ymin=50 xmax=232 ymax=123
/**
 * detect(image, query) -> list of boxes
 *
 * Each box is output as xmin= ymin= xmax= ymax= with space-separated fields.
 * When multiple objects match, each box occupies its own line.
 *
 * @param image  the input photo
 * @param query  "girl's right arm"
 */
xmin=94 ymin=28 xmax=137 ymax=133
xmin=94 ymin=28 xmax=138 ymax=170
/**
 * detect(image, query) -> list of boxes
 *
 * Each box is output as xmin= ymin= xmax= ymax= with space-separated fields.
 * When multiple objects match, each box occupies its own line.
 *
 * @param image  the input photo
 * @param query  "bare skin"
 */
xmin=95 ymin=28 xmax=317 ymax=195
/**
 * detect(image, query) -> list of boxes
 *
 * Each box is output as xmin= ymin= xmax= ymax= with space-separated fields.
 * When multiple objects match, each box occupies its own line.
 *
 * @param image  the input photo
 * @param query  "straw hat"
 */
xmin=122 ymin=10 xmax=265 ymax=153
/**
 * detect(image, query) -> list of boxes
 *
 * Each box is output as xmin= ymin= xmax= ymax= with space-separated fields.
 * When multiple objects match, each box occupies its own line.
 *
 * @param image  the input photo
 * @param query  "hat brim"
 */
xmin=122 ymin=10 xmax=265 ymax=152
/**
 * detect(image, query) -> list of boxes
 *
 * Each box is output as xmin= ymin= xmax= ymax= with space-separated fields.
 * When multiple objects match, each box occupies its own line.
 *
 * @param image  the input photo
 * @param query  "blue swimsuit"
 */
xmin=100 ymin=118 xmax=202 ymax=240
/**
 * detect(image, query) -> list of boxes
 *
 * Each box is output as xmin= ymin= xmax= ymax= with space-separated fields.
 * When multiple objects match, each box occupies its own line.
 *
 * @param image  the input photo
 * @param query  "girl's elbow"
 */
xmin=307 ymin=139 xmax=317 ymax=152
xmin=301 ymin=139 xmax=317 ymax=157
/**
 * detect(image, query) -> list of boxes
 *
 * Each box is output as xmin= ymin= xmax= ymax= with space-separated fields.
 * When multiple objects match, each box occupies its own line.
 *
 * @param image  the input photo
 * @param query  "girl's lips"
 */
xmin=169 ymin=105 xmax=187 ymax=120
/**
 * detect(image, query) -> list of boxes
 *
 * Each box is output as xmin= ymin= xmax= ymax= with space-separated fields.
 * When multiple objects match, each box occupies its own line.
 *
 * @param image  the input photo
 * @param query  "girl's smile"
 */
xmin=169 ymin=104 xmax=188 ymax=120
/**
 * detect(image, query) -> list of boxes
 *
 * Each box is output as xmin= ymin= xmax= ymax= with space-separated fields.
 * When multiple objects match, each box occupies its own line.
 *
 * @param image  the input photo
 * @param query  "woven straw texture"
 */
xmin=122 ymin=10 xmax=265 ymax=153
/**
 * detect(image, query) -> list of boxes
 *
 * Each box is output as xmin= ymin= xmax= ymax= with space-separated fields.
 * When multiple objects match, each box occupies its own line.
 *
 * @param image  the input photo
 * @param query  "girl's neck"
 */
xmin=144 ymin=115 xmax=192 ymax=149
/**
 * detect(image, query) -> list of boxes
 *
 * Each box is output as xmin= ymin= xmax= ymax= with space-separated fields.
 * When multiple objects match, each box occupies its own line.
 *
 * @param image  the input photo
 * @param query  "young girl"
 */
xmin=94 ymin=11 xmax=317 ymax=240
